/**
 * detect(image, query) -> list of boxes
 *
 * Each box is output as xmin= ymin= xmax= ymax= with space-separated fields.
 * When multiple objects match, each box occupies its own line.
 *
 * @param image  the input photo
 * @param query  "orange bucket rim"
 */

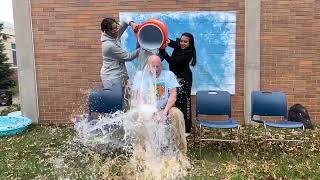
xmin=137 ymin=24 xmax=165 ymax=50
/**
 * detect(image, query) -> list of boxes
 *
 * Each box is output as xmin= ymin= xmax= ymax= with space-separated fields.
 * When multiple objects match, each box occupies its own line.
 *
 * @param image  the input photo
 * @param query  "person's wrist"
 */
xmin=163 ymin=109 xmax=168 ymax=115
xmin=129 ymin=21 xmax=135 ymax=26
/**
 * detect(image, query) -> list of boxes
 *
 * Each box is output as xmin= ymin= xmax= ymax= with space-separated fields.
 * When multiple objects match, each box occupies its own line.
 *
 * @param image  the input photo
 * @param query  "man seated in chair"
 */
xmin=131 ymin=55 xmax=187 ymax=154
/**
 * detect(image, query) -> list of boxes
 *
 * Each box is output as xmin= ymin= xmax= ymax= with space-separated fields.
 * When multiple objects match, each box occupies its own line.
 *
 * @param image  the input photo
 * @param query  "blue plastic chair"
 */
xmin=251 ymin=91 xmax=305 ymax=142
xmin=88 ymin=87 xmax=123 ymax=120
xmin=196 ymin=90 xmax=240 ymax=154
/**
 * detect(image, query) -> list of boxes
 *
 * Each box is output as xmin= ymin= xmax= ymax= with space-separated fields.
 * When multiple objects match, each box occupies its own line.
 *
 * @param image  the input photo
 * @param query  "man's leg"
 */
xmin=169 ymin=107 xmax=187 ymax=154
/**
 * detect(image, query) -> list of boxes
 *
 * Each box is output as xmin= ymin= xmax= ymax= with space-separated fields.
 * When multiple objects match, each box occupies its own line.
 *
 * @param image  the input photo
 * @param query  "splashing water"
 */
xmin=70 ymin=64 xmax=191 ymax=179
xmin=136 ymin=48 xmax=159 ymax=71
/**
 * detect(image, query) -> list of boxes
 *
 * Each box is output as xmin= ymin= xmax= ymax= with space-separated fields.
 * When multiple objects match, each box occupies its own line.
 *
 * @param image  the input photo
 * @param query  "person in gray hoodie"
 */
xmin=100 ymin=17 xmax=139 ymax=87
xmin=100 ymin=17 xmax=139 ymax=108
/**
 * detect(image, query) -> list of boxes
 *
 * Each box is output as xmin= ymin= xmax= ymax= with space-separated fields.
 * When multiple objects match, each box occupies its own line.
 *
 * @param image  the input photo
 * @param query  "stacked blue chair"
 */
xmin=88 ymin=86 xmax=123 ymax=120
xmin=251 ymin=91 xmax=305 ymax=142
xmin=196 ymin=90 xmax=240 ymax=155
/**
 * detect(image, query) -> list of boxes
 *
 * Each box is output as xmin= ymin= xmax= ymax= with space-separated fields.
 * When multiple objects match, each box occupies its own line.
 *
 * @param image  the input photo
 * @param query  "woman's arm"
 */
xmin=172 ymin=52 xmax=193 ymax=66
xmin=161 ymin=49 xmax=193 ymax=67
xmin=168 ymin=38 xmax=179 ymax=49
xmin=159 ymin=49 xmax=173 ymax=64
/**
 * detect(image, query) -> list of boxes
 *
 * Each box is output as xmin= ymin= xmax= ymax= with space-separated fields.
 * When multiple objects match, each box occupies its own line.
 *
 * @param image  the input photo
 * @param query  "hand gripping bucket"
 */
xmin=135 ymin=18 xmax=168 ymax=50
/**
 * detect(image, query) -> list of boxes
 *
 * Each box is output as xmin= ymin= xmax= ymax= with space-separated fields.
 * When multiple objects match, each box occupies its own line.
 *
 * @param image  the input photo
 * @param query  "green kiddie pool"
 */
xmin=0 ymin=116 xmax=32 ymax=136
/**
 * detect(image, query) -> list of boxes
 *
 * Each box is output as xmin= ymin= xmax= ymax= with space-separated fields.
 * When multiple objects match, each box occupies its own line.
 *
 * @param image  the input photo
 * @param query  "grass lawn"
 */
xmin=0 ymin=125 xmax=320 ymax=179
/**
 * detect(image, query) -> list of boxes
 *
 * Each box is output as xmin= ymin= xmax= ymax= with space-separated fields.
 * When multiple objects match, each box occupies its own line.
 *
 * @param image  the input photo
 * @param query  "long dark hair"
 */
xmin=181 ymin=32 xmax=197 ymax=66
xmin=101 ymin=17 xmax=117 ymax=33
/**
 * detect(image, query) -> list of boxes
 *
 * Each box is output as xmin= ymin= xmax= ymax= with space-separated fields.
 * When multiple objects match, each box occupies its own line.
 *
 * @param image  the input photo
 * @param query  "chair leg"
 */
xmin=301 ymin=125 xmax=306 ymax=157
xmin=263 ymin=123 xmax=267 ymax=144
xmin=199 ymin=124 xmax=202 ymax=158
xmin=302 ymin=125 xmax=305 ymax=142
xmin=193 ymin=122 xmax=197 ymax=143
xmin=236 ymin=125 xmax=240 ymax=144
xmin=88 ymin=112 xmax=93 ymax=121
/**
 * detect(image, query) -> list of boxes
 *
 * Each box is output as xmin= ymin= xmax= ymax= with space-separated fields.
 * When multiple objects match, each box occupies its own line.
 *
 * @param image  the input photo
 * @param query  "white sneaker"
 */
xmin=185 ymin=133 xmax=191 ymax=137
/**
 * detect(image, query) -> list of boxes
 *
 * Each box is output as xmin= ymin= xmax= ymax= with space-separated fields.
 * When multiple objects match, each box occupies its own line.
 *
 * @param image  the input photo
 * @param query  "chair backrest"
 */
xmin=251 ymin=91 xmax=287 ymax=119
xmin=196 ymin=90 xmax=231 ymax=117
xmin=88 ymin=87 xmax=123 ymax=114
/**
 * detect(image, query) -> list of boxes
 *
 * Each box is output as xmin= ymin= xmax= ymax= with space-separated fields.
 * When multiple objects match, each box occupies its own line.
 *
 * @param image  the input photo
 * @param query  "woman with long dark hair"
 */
xmin=160 ymin=32 xmax=197 ymax=136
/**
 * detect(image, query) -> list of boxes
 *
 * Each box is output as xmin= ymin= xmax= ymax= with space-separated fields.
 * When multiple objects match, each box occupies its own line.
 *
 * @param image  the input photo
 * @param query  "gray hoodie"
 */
xmin=100 ymin=17 xmax=139 ymax=82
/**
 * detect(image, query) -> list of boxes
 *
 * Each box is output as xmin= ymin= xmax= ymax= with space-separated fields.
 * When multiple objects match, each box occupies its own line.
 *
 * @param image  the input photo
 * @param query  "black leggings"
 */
xmin=175 ymin=80 xmax=192 ymax=133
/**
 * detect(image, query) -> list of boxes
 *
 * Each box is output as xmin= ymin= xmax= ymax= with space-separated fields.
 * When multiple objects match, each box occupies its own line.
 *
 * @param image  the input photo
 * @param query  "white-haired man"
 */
xmin=131 ymin=55 xmax=187 ymax=154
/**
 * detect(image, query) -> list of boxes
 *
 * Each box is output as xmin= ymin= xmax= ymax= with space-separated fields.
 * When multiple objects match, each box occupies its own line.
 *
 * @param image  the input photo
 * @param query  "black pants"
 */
xmin=175 ymin=80 xmax=192 ymax=133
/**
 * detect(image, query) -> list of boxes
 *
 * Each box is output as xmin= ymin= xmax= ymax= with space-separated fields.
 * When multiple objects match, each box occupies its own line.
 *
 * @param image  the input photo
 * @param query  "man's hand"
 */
xmin=129 ymin=21 xmax=138 ymax=31
xmin=153 ymin=110 xmax=168 ymax=122
xmin=162 ymin=110 xmax=168 ymax=118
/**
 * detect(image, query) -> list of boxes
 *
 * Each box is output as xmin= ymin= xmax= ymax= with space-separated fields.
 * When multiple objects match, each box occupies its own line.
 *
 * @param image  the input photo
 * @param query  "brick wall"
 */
xmin=261 ymin=0 xmax=320 ymax=122
xmin=30 ymin=0 xmax=320 ymax=124
xmin=30 ymin=0 xmax=245 ymax=124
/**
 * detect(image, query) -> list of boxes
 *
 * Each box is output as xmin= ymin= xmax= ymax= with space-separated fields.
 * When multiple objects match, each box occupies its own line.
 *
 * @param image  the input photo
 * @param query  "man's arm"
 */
xmin=163 ymin=88 xmax=177 ymax=116
xmin=118 ymin=16 xmax=137 ymax=38
xmin=108 ymin=45 xmax=139 ymax=62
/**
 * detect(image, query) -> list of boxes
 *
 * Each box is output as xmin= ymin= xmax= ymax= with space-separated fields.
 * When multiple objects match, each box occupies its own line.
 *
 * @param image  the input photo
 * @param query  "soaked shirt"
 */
xmin=132 ymin=70 xmax=180 ymax=109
